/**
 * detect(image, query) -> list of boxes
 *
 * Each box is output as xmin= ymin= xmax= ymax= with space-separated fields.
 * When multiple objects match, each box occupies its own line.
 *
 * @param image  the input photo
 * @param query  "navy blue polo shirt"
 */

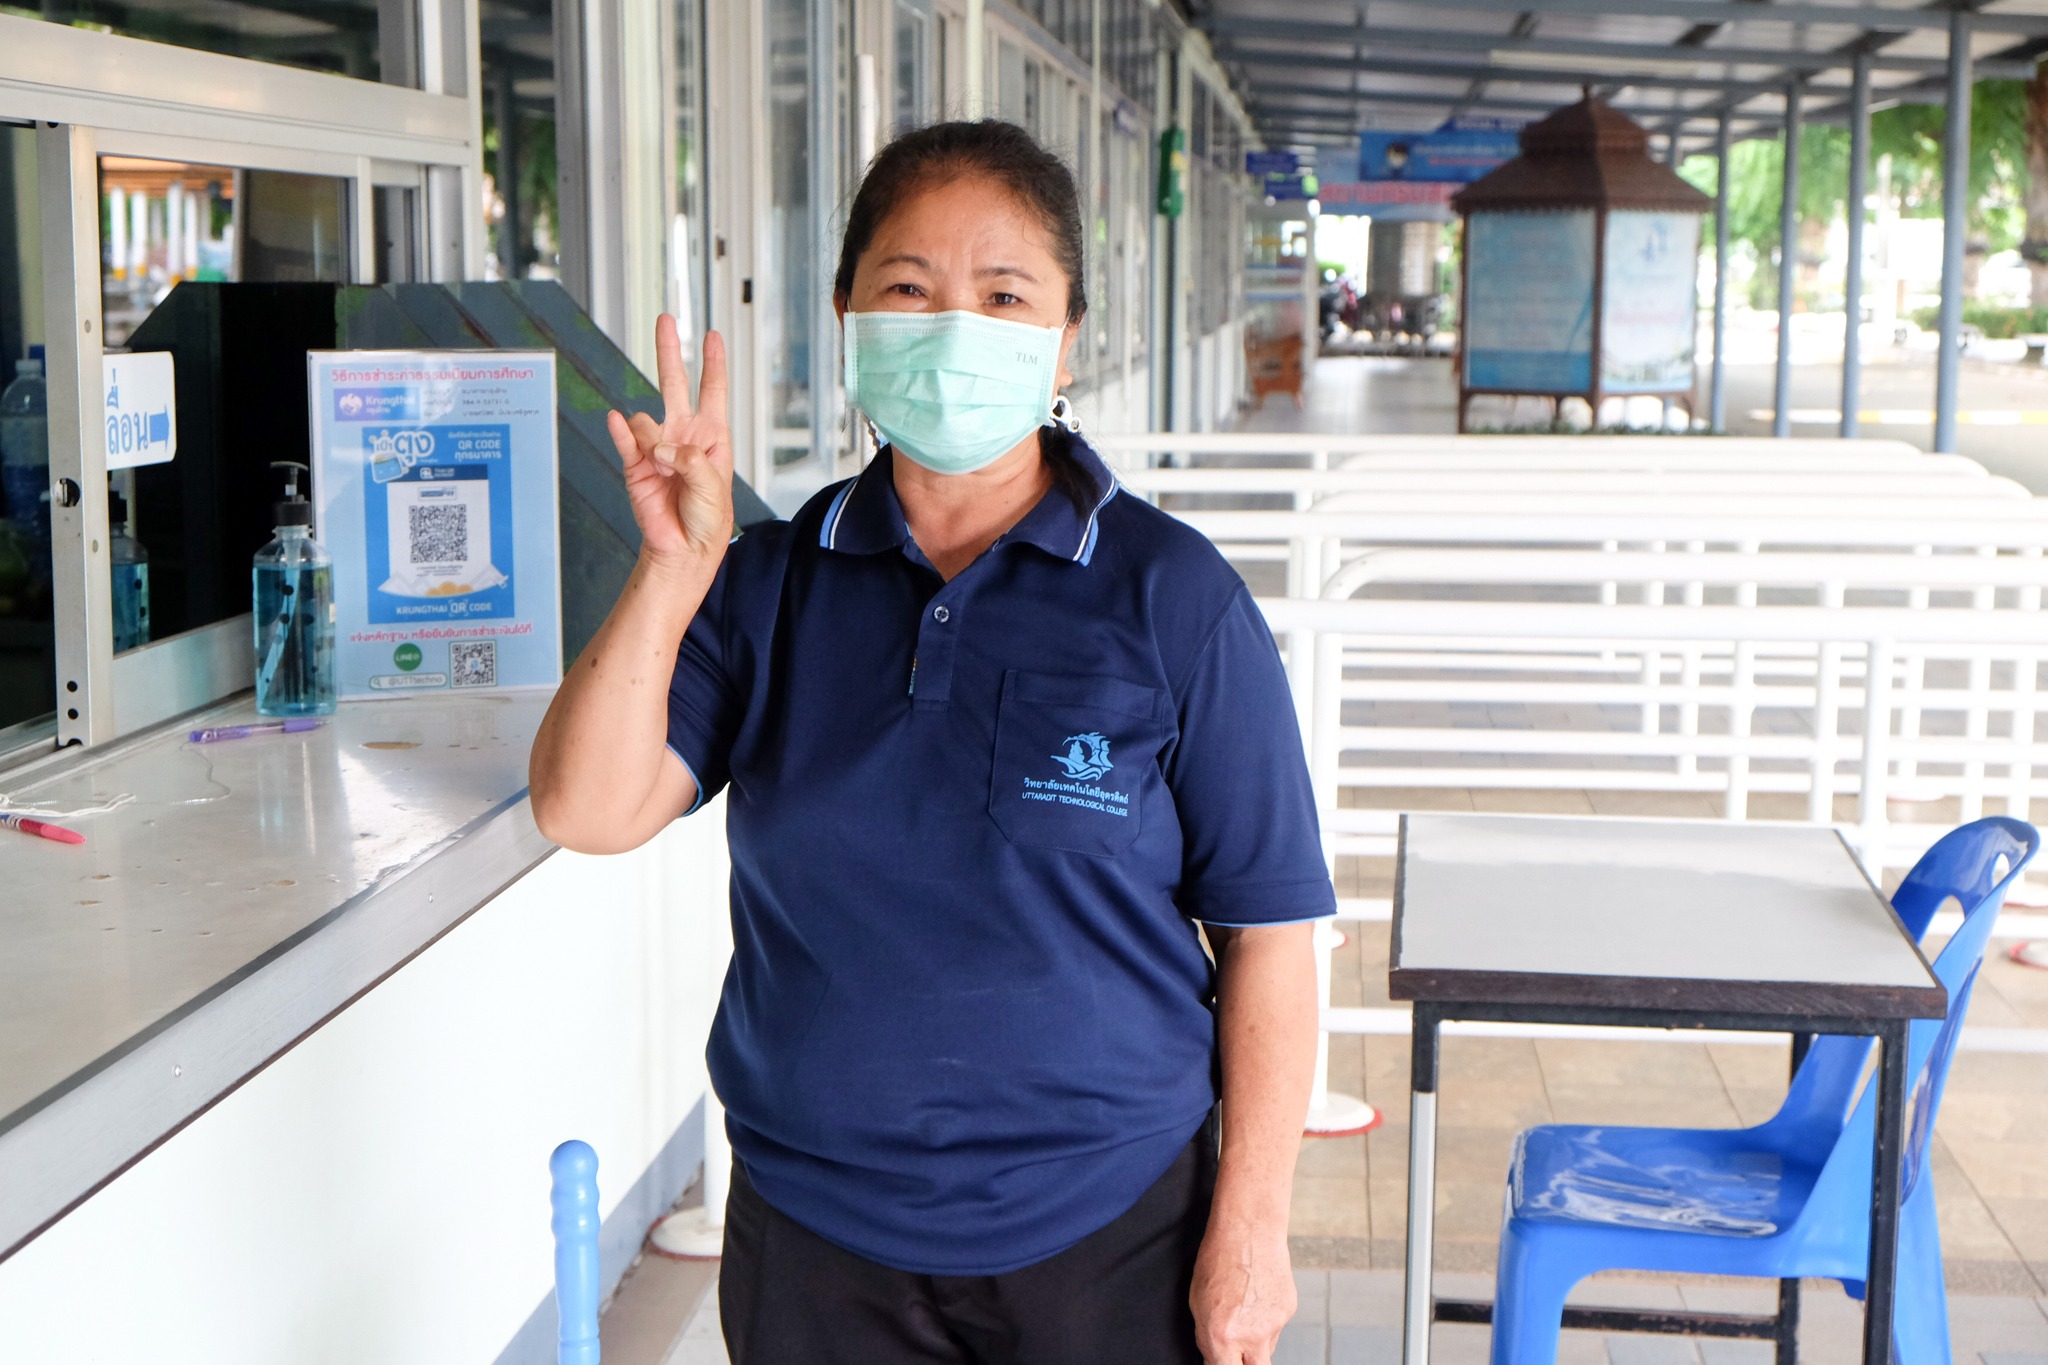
xmin=665 ymin=433 xmax=1334 ymax=1276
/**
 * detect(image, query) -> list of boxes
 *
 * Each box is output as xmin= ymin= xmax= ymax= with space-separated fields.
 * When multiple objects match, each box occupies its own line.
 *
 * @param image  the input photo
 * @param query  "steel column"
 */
xmin=1842 ymin=54 xmax=1871 ymax=438
xmin=1773 ymin=80 xmax=1801 ymax=438
xmin=1933 ymin=8 xmax=1972 ymax=454
xmin=1712 ymin=113 xmax=1731 ymax=433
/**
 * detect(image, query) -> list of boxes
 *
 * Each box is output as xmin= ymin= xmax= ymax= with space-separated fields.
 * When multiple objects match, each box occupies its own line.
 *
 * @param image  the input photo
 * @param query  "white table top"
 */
xmin=1391 ymin=813 xmax=1945 ymax=1018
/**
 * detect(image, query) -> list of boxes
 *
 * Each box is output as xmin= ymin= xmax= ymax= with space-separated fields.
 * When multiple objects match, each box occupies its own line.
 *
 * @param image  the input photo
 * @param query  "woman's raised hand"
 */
xmin=605 ymin=315 xmax=733 ymax=570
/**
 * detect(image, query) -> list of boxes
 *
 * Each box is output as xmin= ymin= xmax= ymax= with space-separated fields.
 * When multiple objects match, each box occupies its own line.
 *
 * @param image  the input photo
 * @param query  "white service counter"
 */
xmin=0 ymin=692 xmax=730 ymax=1363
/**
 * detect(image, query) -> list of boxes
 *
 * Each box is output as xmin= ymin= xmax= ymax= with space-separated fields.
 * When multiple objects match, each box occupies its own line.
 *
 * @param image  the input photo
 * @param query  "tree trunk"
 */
xmin=2023 ymin=61 xmax=2048 ymax=307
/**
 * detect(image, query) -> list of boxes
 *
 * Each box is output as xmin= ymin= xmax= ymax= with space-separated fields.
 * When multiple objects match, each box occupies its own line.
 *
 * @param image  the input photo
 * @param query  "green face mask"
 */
xmin=844 ymin=309 xmax=1064 ymax=475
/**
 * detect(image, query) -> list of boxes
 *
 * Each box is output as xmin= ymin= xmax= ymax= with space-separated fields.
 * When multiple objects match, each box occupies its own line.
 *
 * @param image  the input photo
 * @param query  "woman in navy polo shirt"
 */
xmin=531 ymin=120 xmax=1334 ymax=1365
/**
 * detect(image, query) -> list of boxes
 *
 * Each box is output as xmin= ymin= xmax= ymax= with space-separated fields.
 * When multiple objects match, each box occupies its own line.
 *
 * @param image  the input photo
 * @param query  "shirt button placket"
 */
xmin=914 ymin=597 xmax=958 ymax=704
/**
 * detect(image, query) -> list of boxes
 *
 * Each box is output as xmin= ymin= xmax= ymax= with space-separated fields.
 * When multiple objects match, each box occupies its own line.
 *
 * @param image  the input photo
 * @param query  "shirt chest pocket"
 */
xmin=988 ymin=670 xmax=1166 ymax=858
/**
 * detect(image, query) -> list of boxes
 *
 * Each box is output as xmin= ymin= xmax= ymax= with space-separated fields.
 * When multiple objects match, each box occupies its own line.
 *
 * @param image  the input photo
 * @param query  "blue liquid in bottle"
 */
xmin=253 ymin=464 xmax=336 ymax=718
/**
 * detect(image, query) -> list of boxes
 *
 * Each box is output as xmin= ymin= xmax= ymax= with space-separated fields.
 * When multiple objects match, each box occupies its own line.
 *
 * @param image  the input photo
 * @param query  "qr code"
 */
xmin=451 ymin=640 xmax=497 ymax=688
xmin=408 ymin=502 xmax=469 ymax=565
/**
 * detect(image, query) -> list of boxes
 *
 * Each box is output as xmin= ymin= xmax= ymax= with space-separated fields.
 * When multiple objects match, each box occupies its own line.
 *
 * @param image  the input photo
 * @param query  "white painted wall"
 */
xmin=0 ymin=803 xmax=732 ymax=1364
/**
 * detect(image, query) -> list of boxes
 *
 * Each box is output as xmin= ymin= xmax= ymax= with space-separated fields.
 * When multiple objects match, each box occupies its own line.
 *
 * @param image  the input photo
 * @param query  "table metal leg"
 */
xmin=1774 ymin=1276 xmax=1801 ymax=1365
xmin=1403 ymin=1004 xmax=1444 ymax=1365
xmin=1779 ymin=1029 xmax=1809 ymax=1365
xmin=1862 ymin=1020 xmax=1910 ymax=1365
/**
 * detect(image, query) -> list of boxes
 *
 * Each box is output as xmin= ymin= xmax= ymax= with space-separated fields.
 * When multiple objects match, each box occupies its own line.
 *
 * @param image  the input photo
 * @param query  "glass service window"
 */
xmin=25 ymin=0 xmax=408 ymax=84
xmin=99 ymin=160 xmax=348 ymax=348
xmin=96 ymin=158 xmax=351 ymax=655
xmin=481 ymin=0 xmax=561 ymax=282
xmin=0 ymin=125 xmax=49 ymax=742
xmin=766 ymin=0 xmax=814 ymax=459
xmin=673 ymin=0 xmax=708 ymax=344
xmin=892 ymin=1 xmax=929 ymax=137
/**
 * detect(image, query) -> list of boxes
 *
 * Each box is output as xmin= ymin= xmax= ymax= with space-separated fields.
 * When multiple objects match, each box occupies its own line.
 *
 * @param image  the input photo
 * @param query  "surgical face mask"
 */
xmin=844 ymin=309 xmax=1064 ymax=475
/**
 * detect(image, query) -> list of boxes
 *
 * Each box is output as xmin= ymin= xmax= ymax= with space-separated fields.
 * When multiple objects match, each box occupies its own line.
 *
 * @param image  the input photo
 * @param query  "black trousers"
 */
xmin=719 ymin=1120 xmax=1218 ymax=1365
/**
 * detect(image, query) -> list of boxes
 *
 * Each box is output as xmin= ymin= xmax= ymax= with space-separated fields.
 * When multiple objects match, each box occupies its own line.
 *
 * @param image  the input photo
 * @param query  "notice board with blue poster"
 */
xmin=1462 ymin=210 xmax=1595 ymax=392
xmin=307 ymin=350 xmax=561 ymax=698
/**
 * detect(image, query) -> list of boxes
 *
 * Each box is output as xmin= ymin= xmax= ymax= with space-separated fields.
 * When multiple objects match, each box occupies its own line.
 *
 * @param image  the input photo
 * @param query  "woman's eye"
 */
xmin=990 ymin=292 xmax=1022 ymax=307
xmin=887 ymin=282 xmax=924 ymax=298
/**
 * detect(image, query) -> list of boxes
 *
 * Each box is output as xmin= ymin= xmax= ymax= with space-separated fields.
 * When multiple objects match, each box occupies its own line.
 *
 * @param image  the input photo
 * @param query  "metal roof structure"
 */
xmin=1184 ymin=0 xmax=2048 ymax=453
xmin=1186 ymin=0 xmax=2048 ymax=155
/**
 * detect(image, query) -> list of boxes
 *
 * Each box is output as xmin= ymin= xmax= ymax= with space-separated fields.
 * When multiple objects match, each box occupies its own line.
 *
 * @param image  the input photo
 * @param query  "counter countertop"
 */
xmin=0 ymin=691 xmax=558 ymax=1262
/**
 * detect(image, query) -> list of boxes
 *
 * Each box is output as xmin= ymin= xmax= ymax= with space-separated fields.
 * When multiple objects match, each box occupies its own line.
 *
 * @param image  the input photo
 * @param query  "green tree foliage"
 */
xmin=1680 ymin=78 xmax=2034 ymax=262
xmin=1680 ymin=126 xmax=1847 ymax=255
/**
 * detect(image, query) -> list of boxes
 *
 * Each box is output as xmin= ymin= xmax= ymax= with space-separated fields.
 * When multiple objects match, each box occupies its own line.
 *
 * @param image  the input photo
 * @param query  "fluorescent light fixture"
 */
xmin=1487 ymin=48 xmax=1711 ymax=77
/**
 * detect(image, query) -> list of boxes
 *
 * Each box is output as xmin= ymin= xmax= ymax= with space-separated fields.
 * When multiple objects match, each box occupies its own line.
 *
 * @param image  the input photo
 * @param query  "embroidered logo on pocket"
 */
xmin=1022 ymin=731 xmax=1129 ymax=819
xmin=1051 ymin=731 xmax=1114 ymax=782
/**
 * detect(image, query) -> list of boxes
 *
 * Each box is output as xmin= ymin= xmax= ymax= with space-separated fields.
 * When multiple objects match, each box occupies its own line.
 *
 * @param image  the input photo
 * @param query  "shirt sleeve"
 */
xmin=1167 ymin=586 xmax=1337 ymax=926
xmin=665 ymin=556 xmax=744 ymax=816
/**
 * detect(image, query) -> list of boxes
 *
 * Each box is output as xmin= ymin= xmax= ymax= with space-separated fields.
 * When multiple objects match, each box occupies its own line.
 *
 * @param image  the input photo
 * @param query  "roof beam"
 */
xmin=1245 ymin=83 xmax=1585 ymax=113
xmin=1249 ymin=98 xmax=1781 ymax=131
xmin=1220 ymin=47 xmax=1861 ymax=92
xmin=1255 ymin=0 xmax=2048 ymax=36
xmin=1206 ymin=16 xmax=2033 ymax=76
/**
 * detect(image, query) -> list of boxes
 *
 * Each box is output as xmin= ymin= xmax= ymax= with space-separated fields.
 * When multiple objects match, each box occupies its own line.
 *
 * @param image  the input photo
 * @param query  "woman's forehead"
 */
xmin=863 ymin=176 xmax=1057 ymax=267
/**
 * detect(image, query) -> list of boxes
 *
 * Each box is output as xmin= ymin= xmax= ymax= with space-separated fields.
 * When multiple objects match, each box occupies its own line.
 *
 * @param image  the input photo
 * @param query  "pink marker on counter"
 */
xmin=0 ymin=812 xmax=86 ymax=845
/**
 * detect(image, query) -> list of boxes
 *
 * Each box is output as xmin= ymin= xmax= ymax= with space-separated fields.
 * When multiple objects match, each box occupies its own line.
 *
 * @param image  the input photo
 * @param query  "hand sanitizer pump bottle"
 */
xmin=253 ymin=460 xmax=336 ymax=718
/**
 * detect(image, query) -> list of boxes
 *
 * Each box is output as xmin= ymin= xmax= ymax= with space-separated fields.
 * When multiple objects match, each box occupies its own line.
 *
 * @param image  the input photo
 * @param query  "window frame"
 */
xmin=0 ymin=10 xmax=481 ymax=761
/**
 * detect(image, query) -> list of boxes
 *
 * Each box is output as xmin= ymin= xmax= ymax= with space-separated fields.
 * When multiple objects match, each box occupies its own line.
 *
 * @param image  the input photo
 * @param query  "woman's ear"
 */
xmin=833 ymin=293 xmax=849 ymax=326
xmin=1055 ymin=318 xmax=1082 ymax=391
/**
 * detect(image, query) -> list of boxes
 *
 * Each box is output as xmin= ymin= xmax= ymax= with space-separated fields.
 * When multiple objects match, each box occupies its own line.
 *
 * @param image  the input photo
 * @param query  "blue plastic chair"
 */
xmin=1488 ymin=817 xmax=2040 ymax=1365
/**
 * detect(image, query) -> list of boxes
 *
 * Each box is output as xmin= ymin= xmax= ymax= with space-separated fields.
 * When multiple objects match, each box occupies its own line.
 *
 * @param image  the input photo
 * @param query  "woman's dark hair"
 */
xmin=833 ymin=119 xmax=1087 ymax=323
xmin=835 ymin=120 xmax=1097 ymax=511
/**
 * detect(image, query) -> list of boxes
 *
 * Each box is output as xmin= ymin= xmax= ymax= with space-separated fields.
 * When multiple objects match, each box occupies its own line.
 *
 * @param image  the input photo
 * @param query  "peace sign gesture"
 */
xmin=605 ymin=314 xmax=734 ymax=571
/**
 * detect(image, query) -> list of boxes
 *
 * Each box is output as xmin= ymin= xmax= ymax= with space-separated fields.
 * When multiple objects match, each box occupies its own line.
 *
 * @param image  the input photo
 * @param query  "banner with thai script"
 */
xmin=1358 ymin=118 xmax=1522 ymax=183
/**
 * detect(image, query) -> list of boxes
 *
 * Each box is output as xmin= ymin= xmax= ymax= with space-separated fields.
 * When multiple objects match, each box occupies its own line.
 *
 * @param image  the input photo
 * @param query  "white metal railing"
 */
xmin=1100 ymin=431 xmax=2048 ymax=1102
xmin=1091 ymin=430 xmax=1974 ymax=473
xmin=1169 ymin=504 xmax=2048 ymax=601
xmin=1257 ymin=597 xmax=2046 ymax=872
xmin=1119 ymin=468 xmax=2026 ymax=502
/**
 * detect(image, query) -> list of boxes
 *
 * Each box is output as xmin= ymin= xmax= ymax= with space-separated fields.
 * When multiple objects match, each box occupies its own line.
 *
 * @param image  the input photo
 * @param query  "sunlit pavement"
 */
xmin=1260 ymin=325 xmax=2048 ymax=500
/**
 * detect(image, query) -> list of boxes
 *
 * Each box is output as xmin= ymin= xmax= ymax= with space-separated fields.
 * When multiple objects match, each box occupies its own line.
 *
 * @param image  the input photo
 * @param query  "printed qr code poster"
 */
xmin=308 ymin=350 xmax=562 ymax=699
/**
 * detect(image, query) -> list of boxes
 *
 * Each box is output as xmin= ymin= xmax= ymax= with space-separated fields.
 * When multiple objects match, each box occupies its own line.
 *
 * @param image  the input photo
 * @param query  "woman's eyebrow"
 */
xmin=872 ymin=253 xmax=933 ymax=271
xmin=978 ymin=265 xmax=1040 ymax=283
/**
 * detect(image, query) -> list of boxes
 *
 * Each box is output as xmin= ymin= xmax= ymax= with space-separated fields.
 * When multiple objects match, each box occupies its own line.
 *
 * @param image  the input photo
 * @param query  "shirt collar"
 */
xmin=817 ymin=430 xmax=1120 ymax=566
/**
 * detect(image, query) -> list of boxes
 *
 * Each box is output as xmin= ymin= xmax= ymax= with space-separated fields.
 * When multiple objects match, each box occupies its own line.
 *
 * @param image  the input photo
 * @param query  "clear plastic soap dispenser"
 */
xmin=252 ymin=460 xmax=336 ymax=717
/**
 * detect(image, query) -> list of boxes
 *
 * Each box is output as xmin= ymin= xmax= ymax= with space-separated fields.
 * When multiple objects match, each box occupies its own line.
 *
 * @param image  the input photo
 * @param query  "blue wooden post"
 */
xmin=550 ymin=1140 xmax=601 ymax=1365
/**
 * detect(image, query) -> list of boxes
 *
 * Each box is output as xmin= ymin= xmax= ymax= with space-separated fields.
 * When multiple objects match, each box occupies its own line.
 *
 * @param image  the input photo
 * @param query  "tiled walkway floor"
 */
xmin=638 ymin=1268 xmax=2048 ymax=1364
xmin=1282 ymin=1269 xmax=2048 ymax=1365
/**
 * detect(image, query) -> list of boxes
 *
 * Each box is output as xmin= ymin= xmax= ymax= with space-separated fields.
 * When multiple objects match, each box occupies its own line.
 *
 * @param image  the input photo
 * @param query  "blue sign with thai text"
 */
xmin=1358 ymin=118 xmax=1522 ymax=184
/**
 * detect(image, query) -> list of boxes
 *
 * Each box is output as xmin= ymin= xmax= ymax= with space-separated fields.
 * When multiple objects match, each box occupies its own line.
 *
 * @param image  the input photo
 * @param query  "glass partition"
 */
xmin=99 ymin=159 xmax=350 ymax=347
xmin=892 ymin=1 xmax=931 ymax=137
xmin=672 ymin=0 xmax=708 ymax=346
xmin=480 ymin=0 xmax=561 ymax=282
xmin=0 ymin=124 xmax=49 ymax=739
xmin=24 ymin=0 xmax=408 ymax=84
xmin=766 ymin=0 xmax=813 ymax=462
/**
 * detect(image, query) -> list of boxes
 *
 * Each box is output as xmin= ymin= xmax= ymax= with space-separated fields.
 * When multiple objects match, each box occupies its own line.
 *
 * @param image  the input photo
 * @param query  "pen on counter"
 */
xmin=0 ymin=812 xmax=86 ymax=845
xmin=189 ymin=718 xmax=325 ymax=744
